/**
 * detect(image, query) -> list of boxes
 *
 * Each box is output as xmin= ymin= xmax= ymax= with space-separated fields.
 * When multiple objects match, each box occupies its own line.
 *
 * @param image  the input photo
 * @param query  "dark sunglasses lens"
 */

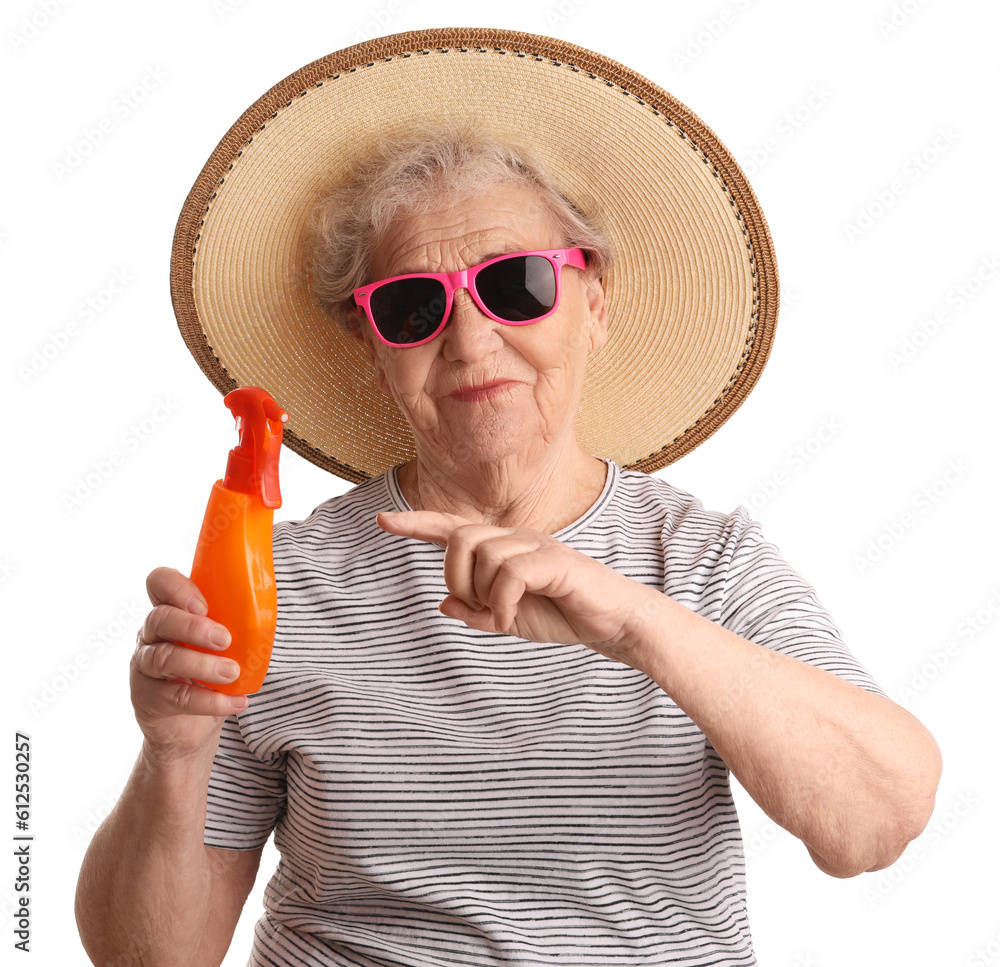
xmin=476 ymin=256 xmax=557 ymax=322
xmin=369 ymin=278 xmax=447 ymax=344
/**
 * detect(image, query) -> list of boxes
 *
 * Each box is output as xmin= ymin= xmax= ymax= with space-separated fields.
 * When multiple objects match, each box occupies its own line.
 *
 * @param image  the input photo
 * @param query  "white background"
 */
xmin=3 ymin=0 xmax=998 ymax=964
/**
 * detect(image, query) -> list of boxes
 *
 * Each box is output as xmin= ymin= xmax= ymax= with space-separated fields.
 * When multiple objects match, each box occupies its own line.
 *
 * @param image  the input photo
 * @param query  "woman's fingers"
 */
xmin=132 ymin=639 xmax=240 ymax=687
xmin=481 ymin=543 xmax=556 ymax=632
xmin=379 ymin=509 xmax=657 ymax=656
xmin=130 ymin=654 xmax=248 ymax=720
xmin=381 ymin=511 xmax=544 ymax=623
xmin=128 ymin=567 xmax=249 ymax=765
xmin=445 ymin=526 xmax=532 ymax=612
xmin=458 ymin=531 xmax=558 ymax=631
xmin=138 ymin=600 xmax=231 ymax=655
xmin=132 ymin=567 xmax=248 ymax=728
xmin=138 ymin=571 xmax=233 ymax=680
xmin=141 ymin=565 xmax=232 ymax=654
xmin=378 ymin=510 xmax=588 ymax=637
xmin=288 ymin=506 xmax=636 ymax=644
xmin=146 ymin=565 xmax=209 ymax=614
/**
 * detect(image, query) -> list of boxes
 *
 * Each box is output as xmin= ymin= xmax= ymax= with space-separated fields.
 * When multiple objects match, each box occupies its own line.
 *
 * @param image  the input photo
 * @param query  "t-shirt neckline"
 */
xmin=385 ymin=458 xmax=620 ymax=541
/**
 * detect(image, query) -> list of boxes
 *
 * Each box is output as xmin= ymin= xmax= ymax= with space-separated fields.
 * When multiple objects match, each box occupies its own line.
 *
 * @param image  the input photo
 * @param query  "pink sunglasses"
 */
xmin=352 ymin=248 xmax=588 ymax=348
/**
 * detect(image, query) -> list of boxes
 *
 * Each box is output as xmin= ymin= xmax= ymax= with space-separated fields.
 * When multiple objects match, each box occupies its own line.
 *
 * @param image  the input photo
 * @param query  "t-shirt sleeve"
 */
xmin=204 ymin=712 xmax=287 ymax=850
xmin=665 ymin=504 xmax=887 ymax=698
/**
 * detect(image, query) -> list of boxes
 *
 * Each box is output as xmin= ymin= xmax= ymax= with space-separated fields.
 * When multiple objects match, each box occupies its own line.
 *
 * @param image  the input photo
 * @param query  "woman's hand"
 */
xmin=377 ymin=510 xmax=943 ymax=878
xmin=376 ymin=510 xmax=659 ymax=665
xmin=130 ymin=567 xmax=249 ymax=762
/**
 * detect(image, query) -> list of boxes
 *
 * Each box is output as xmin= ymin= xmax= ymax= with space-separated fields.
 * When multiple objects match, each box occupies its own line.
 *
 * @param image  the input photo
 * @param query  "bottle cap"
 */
xmin=222 ymin=387 xmax=288 ymax=508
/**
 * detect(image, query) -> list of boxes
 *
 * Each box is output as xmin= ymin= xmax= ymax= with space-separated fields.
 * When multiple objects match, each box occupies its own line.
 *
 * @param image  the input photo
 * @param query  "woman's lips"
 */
xmin=446 ymin=380 xmax=519 ymax=402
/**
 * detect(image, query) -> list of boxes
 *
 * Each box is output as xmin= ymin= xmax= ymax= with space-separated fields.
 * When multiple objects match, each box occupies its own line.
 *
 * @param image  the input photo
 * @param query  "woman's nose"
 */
xmin=439 ymin=288 xmax=501 ymax=361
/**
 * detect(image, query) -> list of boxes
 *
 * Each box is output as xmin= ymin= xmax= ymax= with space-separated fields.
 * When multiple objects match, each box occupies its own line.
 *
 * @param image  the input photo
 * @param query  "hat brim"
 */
xmin=171 ymin=27 xmax=778 ymax=483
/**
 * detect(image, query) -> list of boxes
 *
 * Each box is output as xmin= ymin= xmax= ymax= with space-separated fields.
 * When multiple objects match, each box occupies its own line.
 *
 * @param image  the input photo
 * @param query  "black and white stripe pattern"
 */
xmin=205 ymin=460 xmax=884 ymax=965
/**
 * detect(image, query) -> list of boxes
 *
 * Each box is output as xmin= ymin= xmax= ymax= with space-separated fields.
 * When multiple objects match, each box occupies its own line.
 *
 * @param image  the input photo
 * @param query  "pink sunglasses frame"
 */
xmin=352 ymin=247 xmax=588 ymax=348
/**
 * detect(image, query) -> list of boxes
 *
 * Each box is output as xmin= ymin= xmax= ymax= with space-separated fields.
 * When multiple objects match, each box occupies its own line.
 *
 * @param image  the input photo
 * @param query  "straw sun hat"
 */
xmin=170 ymin=27 xmax=778 ymax=484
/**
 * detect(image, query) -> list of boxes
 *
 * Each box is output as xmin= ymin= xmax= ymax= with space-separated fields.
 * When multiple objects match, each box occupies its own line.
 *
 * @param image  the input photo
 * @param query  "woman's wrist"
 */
xmin=137 ymin=712 xmax=226 ymax=768
xmin=134 ymin=733 xmax=222 ymax=828
xmin=601 ymin=580 xmax=676 ymax=676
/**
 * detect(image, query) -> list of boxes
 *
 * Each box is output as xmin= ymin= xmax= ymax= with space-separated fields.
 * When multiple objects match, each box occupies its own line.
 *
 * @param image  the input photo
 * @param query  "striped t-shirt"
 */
xmin=204 ymin=458 xmax=884 ymax=966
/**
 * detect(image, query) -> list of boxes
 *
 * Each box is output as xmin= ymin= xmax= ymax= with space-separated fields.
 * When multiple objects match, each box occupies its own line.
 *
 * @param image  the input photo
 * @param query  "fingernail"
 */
xmin=209 ymin=626 xmax=231 ymax=648
xmin=230 ymin=694 xmax=249 ymax=711
xmin=217 ymin=659 xmax=240 ymax=681
xmin=187 ymin=596 xmax=209 ymax=616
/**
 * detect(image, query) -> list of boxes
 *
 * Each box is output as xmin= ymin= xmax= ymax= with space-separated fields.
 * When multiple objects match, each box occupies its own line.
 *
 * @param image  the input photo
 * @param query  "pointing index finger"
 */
xmin=376 ymin=510 xmax=471 ymax=547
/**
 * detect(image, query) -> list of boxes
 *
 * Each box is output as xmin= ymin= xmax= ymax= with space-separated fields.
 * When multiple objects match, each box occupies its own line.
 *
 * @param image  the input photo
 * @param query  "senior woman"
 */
xmin=77 ymin=30 xmax=940 ymax=967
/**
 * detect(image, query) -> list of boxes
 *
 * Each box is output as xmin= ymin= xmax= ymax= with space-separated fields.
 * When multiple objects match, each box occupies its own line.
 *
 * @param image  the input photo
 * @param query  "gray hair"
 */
xmin=307 ymin=125 xmax=614 ymax=336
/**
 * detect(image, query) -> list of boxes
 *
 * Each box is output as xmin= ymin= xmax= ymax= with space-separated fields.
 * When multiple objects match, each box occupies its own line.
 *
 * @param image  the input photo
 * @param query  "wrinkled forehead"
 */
xmin=370 ymin=182 xmax=565 ymax=280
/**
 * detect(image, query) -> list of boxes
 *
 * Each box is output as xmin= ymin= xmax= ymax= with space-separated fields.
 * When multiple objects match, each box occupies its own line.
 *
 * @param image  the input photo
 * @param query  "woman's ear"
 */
xmin=351 ymin=313 xmax=392 ymax=397
xmin=584 ymin=274 xmax=609 ymax=354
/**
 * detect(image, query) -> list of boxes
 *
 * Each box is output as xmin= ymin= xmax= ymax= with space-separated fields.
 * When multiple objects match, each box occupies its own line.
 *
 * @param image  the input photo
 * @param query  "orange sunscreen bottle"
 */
xmin=182 ymin=386 xmax=288 ymax=695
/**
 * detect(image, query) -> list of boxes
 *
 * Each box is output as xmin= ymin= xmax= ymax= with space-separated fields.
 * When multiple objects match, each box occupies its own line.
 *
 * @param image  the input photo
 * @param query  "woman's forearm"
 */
xmin=75 ymin=738 xmax=228 ymax=967
xmin=624 ymin=589 xmax=943 ymax=877
xmin=376 ymin=509 xmax=943 ymax=877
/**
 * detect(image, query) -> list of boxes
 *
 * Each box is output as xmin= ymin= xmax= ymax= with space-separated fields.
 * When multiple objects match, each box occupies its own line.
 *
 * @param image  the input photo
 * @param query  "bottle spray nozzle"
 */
xmin=222 ymin=386 xmax=289 ymax=508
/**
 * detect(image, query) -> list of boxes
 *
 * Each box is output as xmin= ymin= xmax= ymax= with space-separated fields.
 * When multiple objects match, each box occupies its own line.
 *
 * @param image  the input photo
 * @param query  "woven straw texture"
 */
xmin=171 ymin=28 xmax=778 ymax=483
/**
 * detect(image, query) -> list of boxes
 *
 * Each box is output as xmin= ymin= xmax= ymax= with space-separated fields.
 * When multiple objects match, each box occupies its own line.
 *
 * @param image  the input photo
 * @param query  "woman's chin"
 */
xmin=424 ymin=419 xmax=539 ymax=470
